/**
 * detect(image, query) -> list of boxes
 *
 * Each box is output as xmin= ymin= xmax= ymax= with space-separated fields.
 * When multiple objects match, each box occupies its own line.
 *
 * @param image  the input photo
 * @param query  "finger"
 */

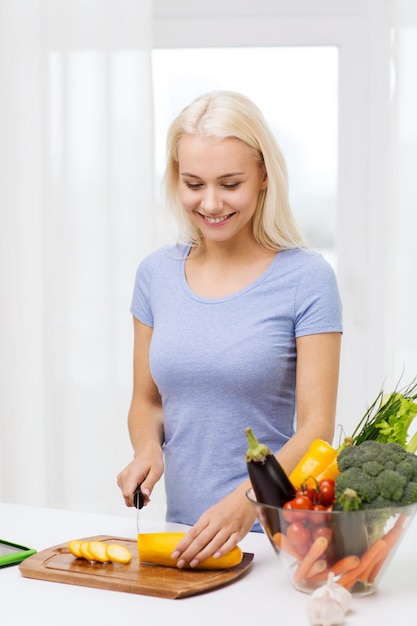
xmin=211 ymin=533 xmax=240 ymax=559
xmin=170 ymin=525 xmax=209 ymax=565
xmin=175 ymin=527 xmax=229 ymax=568
xmin=191 ymin=525 xmax=243 ymax=565
xmin=118 ymin=473 xmax=143 ymax=508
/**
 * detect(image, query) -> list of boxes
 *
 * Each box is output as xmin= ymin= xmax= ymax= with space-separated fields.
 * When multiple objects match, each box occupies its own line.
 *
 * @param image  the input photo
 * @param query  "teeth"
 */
xmin=205 ymin=215 xmax=230 ymax=224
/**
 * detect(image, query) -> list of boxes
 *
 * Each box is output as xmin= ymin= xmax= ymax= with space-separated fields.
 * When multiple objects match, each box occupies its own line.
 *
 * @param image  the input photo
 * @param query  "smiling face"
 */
xmin=177 ymin=134 xmax=268 ymax=246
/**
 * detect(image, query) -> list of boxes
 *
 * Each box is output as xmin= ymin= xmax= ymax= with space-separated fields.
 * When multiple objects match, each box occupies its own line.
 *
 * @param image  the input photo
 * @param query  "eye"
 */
xmin=221 ymin=182 xmax=240 ymax=190
xmin=184 ymin=181 xmax=203 ymax=190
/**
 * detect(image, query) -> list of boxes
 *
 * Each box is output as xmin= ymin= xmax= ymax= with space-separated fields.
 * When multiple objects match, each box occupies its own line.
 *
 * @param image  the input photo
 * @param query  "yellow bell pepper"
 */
xmin=289 ymin=439 xmax=339 ymax=489
xmin=137 ymin=532 xmax=243 ymax=570
xmin=314 ymin=455 xmax=340 ymax=483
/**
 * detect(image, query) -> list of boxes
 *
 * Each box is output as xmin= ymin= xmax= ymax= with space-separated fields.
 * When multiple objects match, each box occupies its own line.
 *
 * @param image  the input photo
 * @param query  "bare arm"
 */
xmin=117 ymin=317 xmax=165 ymax=507
xmin=277 ymin=331 xmax=341 ymax=473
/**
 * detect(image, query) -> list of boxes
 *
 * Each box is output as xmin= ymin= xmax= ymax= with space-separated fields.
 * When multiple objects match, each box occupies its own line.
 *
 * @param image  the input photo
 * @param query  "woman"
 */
xmin=117 ymin=90 xmax=342 ymax=568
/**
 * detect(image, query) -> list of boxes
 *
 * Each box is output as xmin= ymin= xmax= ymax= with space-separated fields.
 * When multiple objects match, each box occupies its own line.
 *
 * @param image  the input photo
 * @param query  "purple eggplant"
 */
xmin=245 ymin=427 xmax=295 ymax=534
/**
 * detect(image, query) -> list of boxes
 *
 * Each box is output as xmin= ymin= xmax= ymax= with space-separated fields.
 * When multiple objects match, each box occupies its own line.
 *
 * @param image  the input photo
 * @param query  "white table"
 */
xmin=1 ymin=502 xmax=416 ymax=626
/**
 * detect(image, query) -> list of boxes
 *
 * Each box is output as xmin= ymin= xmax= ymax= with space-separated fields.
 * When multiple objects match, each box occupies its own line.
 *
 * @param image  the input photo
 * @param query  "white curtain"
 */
xmin=393 ymin=1 xmax=417 ymax=380
xmin=0 ymin=0 xmax=154 ymax=516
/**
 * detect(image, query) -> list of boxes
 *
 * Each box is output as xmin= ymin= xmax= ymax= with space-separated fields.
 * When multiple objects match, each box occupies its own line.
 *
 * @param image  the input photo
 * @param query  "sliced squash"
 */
xmin=88 ymin=540 xmax=110 ymax=563
xmin=68 ymin=539 xmax=83 ymax=558
xmin=106 ymin=543 xmax=132 ymax=564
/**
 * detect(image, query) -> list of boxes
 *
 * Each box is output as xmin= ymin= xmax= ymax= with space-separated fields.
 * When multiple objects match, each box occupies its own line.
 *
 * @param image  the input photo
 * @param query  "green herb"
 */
xmin=346 ymin=378 xmax=417 ymax=452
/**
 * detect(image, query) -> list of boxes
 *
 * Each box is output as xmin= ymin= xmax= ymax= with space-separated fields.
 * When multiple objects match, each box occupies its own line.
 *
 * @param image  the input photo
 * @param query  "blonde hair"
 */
xmin=163 ymin=90 xmax=307 ymax=251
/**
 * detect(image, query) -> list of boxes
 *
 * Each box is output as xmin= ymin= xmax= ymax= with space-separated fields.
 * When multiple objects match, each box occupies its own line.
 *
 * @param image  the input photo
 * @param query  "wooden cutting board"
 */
xmin=19 ymin=535 xmax=254 ymax=599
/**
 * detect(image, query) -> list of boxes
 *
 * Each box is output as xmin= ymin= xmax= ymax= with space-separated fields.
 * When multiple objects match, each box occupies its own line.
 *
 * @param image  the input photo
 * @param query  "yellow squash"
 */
xmin=68 ymin=539 xmax=132 ymax=564
xmin=137 ymin=532 xmax=243 ymax=570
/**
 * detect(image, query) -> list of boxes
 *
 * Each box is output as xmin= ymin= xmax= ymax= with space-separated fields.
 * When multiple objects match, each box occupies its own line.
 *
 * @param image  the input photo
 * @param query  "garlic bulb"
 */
xmin=306 ymin=573 xmax=352 ymax=626
xmin=307 ymin=595 xmax=346 ymax=626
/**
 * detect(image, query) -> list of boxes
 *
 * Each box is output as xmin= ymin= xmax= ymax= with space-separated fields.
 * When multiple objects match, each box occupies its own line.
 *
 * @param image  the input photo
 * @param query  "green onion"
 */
xmin=346 ymin=377 xmax=417 ymax=451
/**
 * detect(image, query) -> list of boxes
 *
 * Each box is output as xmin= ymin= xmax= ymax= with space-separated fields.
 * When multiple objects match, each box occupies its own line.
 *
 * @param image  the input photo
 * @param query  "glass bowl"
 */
xmin=246 ymin=488 xmax=417 ymax=596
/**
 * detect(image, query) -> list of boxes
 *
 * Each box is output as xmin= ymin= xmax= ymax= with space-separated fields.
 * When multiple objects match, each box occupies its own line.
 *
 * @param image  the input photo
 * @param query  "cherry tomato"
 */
xmin=296 ymin=485 xmax=317 ymax=503
xmin=312 ymin=525 xmax=333 ymax=543
xmin=308 ymin=504 xmax=328 ymax=526
xmin=283 ymin=495 xmax=313 ymax=522
xmin=318 ymin=479 xmax=335 ymax=507
xmin=292 ymin=495 xmax=314 ymax=510
xmin=282 ymin=500 xmax=297 ymax=523
xmin=286 ymin=521 xmax=311 ymax=550
xmin=282 ymin=500 xmax=296 ymax=523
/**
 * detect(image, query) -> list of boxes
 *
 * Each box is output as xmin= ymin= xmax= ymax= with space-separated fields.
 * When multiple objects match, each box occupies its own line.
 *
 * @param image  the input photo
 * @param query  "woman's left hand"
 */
xmin=170 ymin=485 xmax=256 ymax=568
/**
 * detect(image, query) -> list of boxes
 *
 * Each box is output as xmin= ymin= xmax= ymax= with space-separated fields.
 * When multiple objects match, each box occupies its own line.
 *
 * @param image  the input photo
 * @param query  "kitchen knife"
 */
xmin=134 ymin=484 xmax=144 ymax=536
xmin=134 ymin=484 xmax=144 ymax=510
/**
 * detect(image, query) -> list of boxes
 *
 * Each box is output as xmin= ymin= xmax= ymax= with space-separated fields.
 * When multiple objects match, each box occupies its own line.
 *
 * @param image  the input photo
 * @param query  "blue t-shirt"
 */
xmin=130 ymin=244 xmax=342 ymax=527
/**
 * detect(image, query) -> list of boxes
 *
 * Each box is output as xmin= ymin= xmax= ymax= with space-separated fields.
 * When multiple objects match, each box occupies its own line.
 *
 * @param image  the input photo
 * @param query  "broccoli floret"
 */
xmin=381 ymin=442 xmax=408 ymax=462
xmin=335 ymin=466 xmax=379 ymax=503
xmin=396 ymin=455 xmax=417 ymax=482
xmin=335 ymin=441 xmax=417 ymax=510
xmin=361 ymin=495 xmax=393 ymax=510
xmin=402 ymin=482 xmax=417 ymax=505
xmin=375 ymin=469 xmax=408 ymax=501
xmin=337 ymin=441 xmax=381 ymax=471
xmin=362 ymin=460 xmax=385 ymax=477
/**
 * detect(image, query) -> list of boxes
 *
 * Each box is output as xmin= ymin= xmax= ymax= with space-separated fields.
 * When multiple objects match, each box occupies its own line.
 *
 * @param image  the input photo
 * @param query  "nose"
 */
xmin=200 ymin=186 xmax=223 ymax=213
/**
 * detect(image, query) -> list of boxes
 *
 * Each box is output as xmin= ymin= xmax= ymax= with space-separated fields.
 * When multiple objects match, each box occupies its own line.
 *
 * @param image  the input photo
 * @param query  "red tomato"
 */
xmin=286 ymin=521 xmax=311 ymax=549
xmin=297 ymin=540 xmax=312 ymax=556
xmin=296 ymin=485 xmax=317 ymax=503
xmin=312 ymin=525 xmax=333 ymax=543
xmin=319 ymin=479 xmax=335 ymax=507
xmin=308 ymin=504 xmax=328 ymax=526
xmin=283 ymin=495 xmax=313 ymax=523
xmin=291 ymin=495 xmax=314 ymax=511
xmin=282 ymin=501 xmax=296 ymax=523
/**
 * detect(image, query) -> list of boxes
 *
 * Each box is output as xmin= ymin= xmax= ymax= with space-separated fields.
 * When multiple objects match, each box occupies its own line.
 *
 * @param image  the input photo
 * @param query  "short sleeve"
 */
xmin=294 ymin=254 xmax=343 ymax=337
xmin=130 ymin=254 xmax=156 ymax=327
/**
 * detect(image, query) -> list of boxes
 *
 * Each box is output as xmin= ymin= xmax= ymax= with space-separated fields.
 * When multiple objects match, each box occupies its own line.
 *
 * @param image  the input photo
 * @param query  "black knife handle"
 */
xmin=133 ymin=484 xmax=144 ymax=509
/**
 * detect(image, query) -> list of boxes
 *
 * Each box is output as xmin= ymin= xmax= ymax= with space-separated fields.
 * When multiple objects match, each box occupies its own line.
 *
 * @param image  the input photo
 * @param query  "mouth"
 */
xmin=196 ymin=212 xmax=236 ymax=225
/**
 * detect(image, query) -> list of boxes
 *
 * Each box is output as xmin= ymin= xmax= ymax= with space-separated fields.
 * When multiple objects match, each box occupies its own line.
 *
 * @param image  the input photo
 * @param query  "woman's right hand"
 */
xmin=118 ymin=318 xmax=165 ymax=508
xmin=117 ymin=448 xmax=164 ymax=508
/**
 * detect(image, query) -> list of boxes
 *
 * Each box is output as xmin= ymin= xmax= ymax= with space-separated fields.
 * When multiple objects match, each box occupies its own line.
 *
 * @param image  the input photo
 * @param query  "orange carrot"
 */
xmin=360 ymin=548 xmax=387 ymax=583
xmin=294 ymin=536 xmax=328 ymax=583
xmin=381 ymin=521 xmax=405 ymax=548
xmin=330 ymin=554 xmax=361 ymax=576
xmin=366 ymin=544 xmax=391 ymax=583
xmin=367 ymin=521 xmax=405 ymax=583
xmin=305 ymin=558 xmax=327 ymax=579
xmin=338 ymin=539 xmax=386 ymax=589
xmin=273 ymin=532 xmax=304 ymax=560
xmin=307 ymin=554 xmax=360 ymax=583
xmin=394 ymin=512 xmax=407 ymax=529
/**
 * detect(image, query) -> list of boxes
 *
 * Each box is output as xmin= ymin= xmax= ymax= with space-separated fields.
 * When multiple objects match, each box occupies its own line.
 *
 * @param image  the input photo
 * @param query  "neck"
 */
xmin=191 ymin=233 xmax=262 ymax=262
